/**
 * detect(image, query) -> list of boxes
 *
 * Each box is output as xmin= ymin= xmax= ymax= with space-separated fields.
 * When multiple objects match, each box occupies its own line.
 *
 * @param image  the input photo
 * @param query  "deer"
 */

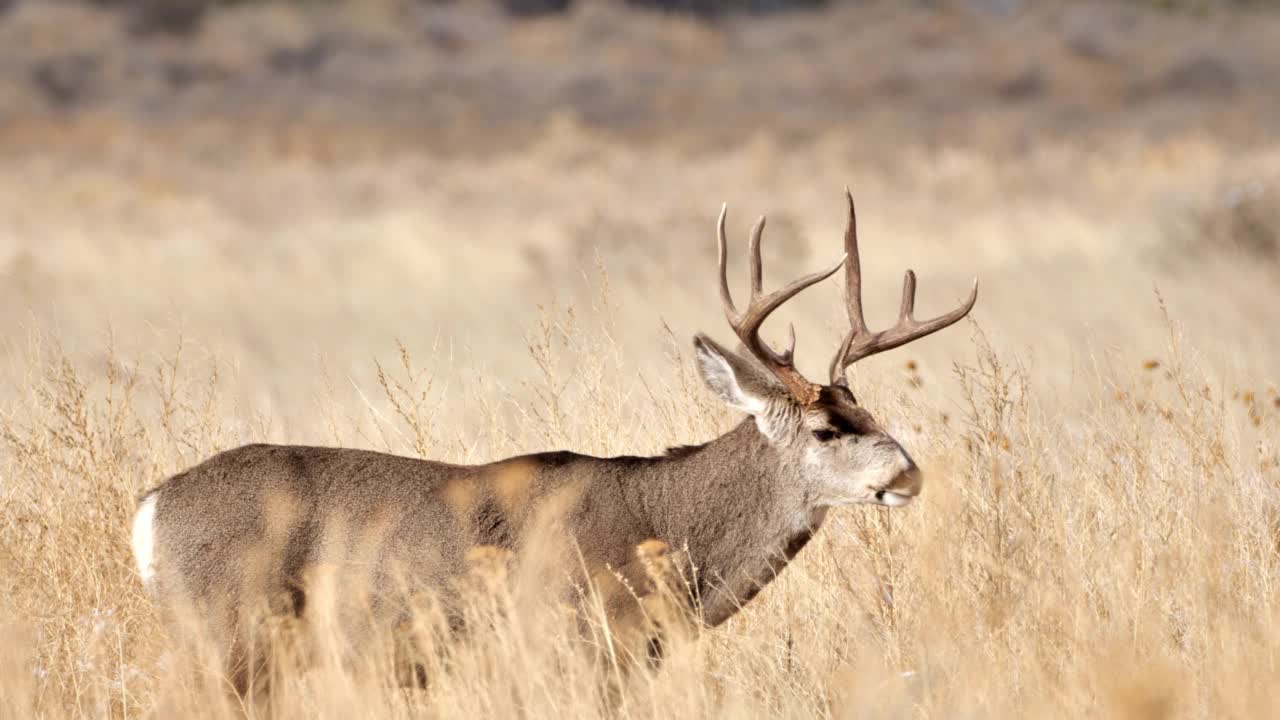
xmin=131 ymin=190 xmax=977 ymax=692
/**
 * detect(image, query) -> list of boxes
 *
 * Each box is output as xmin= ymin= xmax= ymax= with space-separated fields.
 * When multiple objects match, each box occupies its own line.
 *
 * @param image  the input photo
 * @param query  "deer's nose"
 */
xmin=877 ymin=453 xmax=923 ymax=506
xmin=892 ymin=463 xmax=923 ymax=496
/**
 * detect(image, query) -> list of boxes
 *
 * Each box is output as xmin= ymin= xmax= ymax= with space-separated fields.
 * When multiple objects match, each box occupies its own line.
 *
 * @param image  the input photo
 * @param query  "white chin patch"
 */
xmin=878 ymin=492 xmax=914 ymax=507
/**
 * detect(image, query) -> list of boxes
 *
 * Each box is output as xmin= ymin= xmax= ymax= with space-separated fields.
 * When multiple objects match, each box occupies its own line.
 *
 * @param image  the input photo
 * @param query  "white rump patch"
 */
xmin=132 ymin=494 xmax=158 ymax=586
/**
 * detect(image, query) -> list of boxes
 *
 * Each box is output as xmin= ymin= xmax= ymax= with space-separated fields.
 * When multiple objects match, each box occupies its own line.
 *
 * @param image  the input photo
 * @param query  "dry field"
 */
xmin=2 ymin=1 xmax=1280 ymax=718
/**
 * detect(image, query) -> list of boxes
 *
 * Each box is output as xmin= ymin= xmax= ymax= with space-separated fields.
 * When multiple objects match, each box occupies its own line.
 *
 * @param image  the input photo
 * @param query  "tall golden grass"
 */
xmin=2 ymin=262 xmax=1279 ymax=716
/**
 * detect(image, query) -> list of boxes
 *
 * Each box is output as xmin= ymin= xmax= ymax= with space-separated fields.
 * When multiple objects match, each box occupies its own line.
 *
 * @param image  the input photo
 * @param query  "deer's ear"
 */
xmin=693 ymin=334 xmax=781 ymax=416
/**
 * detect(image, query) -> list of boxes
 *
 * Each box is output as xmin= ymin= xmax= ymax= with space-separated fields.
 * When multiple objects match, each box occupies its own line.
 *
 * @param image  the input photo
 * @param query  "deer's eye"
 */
xmin=812 ymin=429 xmax=839 ymax=442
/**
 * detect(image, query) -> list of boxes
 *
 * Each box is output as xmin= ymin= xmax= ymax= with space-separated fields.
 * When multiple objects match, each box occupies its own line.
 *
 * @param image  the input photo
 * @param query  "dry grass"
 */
xmin=2 ymin=3 xmax=1280 ymax=716
xmin=2 ymin=235 xmax=1279 ymax=716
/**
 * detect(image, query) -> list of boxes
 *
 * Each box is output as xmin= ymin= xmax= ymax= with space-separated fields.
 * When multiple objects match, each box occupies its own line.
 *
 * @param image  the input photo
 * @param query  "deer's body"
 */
xmin=135 ymin=418 xmax=838 ymax=632
xmin=134 ymin=191 xmax=976 ymax=693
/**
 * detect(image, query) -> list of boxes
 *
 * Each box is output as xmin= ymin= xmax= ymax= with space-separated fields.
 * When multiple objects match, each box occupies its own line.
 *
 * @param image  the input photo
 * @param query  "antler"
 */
xmin=828 ymin=188 xmax=978 ymax=386
xmin=717 ymin=204 xmax=845 ymax=404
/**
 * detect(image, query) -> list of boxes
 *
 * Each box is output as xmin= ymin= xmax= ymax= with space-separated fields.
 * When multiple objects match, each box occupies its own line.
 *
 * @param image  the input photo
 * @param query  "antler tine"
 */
xmin=718 ymin=204 xmax=845 ymax=403
xmin=839 ymin=276 xmax=977 ymax=365
xmin=829 ymin=189 xmax=979 ymax=385
xmin=717 ymin=204 xmax=740 ymax=324
xmin=748 ymin=215 xmax=766 ymax=297
xmin=899 ymin=269 xmax=916 ymax=323
xmin=842 ymin=187 xmax=869 ymax=337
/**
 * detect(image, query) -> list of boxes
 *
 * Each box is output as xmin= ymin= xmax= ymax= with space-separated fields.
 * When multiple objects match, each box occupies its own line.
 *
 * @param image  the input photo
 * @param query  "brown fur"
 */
xmin=145 ymin=412 xmax=844 ymax=633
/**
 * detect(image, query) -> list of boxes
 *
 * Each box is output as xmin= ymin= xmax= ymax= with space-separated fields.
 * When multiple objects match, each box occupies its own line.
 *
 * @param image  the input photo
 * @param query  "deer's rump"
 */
xmin=139 ymin=445 xmax=489 ymax=621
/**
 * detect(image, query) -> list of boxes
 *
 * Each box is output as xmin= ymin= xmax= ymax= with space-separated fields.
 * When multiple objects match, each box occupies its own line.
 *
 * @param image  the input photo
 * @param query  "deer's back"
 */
xmin=139 ymin=443 xmax=651 ymax=613
xmin=141 ymin=445 xmax=478 ymax=606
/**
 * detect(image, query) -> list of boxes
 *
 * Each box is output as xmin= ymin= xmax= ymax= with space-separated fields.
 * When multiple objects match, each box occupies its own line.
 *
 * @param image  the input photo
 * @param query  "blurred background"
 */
xmin=6 ymin=6 xmax=1280 ymax=718
xmin=0 ymin=0 xmax=1277 ymax=436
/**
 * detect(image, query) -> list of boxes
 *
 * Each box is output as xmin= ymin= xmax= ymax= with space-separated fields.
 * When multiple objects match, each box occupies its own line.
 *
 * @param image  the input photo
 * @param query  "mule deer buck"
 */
xmin=133 ymin=190 xmax=977 ymax=690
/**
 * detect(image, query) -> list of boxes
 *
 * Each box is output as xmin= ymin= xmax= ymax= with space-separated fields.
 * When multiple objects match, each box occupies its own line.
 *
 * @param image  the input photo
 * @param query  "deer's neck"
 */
xmin=626 ymin=419 xmax=825 ymax=626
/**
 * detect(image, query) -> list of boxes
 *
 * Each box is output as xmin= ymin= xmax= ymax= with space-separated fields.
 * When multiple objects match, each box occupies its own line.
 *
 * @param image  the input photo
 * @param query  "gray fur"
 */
xmin=137 ymin=335 xmax=921 ymax=684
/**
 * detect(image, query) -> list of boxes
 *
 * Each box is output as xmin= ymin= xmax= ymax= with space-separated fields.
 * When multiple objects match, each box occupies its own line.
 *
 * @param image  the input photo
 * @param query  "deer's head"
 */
xmin=694 ymin=190 xmax=977 ymax=509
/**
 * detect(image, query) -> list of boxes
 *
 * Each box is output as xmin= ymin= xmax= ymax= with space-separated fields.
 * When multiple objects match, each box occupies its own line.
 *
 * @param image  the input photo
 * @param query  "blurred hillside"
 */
xmin=0 ymin=0 xmax=1276 ymax=429
xmin=1 ymin=0 xmax=1277 ymax=149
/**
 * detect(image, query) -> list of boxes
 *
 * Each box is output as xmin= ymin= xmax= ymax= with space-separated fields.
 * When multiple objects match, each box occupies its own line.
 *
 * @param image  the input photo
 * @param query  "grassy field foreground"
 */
xmin=1 ymin=117 xmax=1279 ymax=717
